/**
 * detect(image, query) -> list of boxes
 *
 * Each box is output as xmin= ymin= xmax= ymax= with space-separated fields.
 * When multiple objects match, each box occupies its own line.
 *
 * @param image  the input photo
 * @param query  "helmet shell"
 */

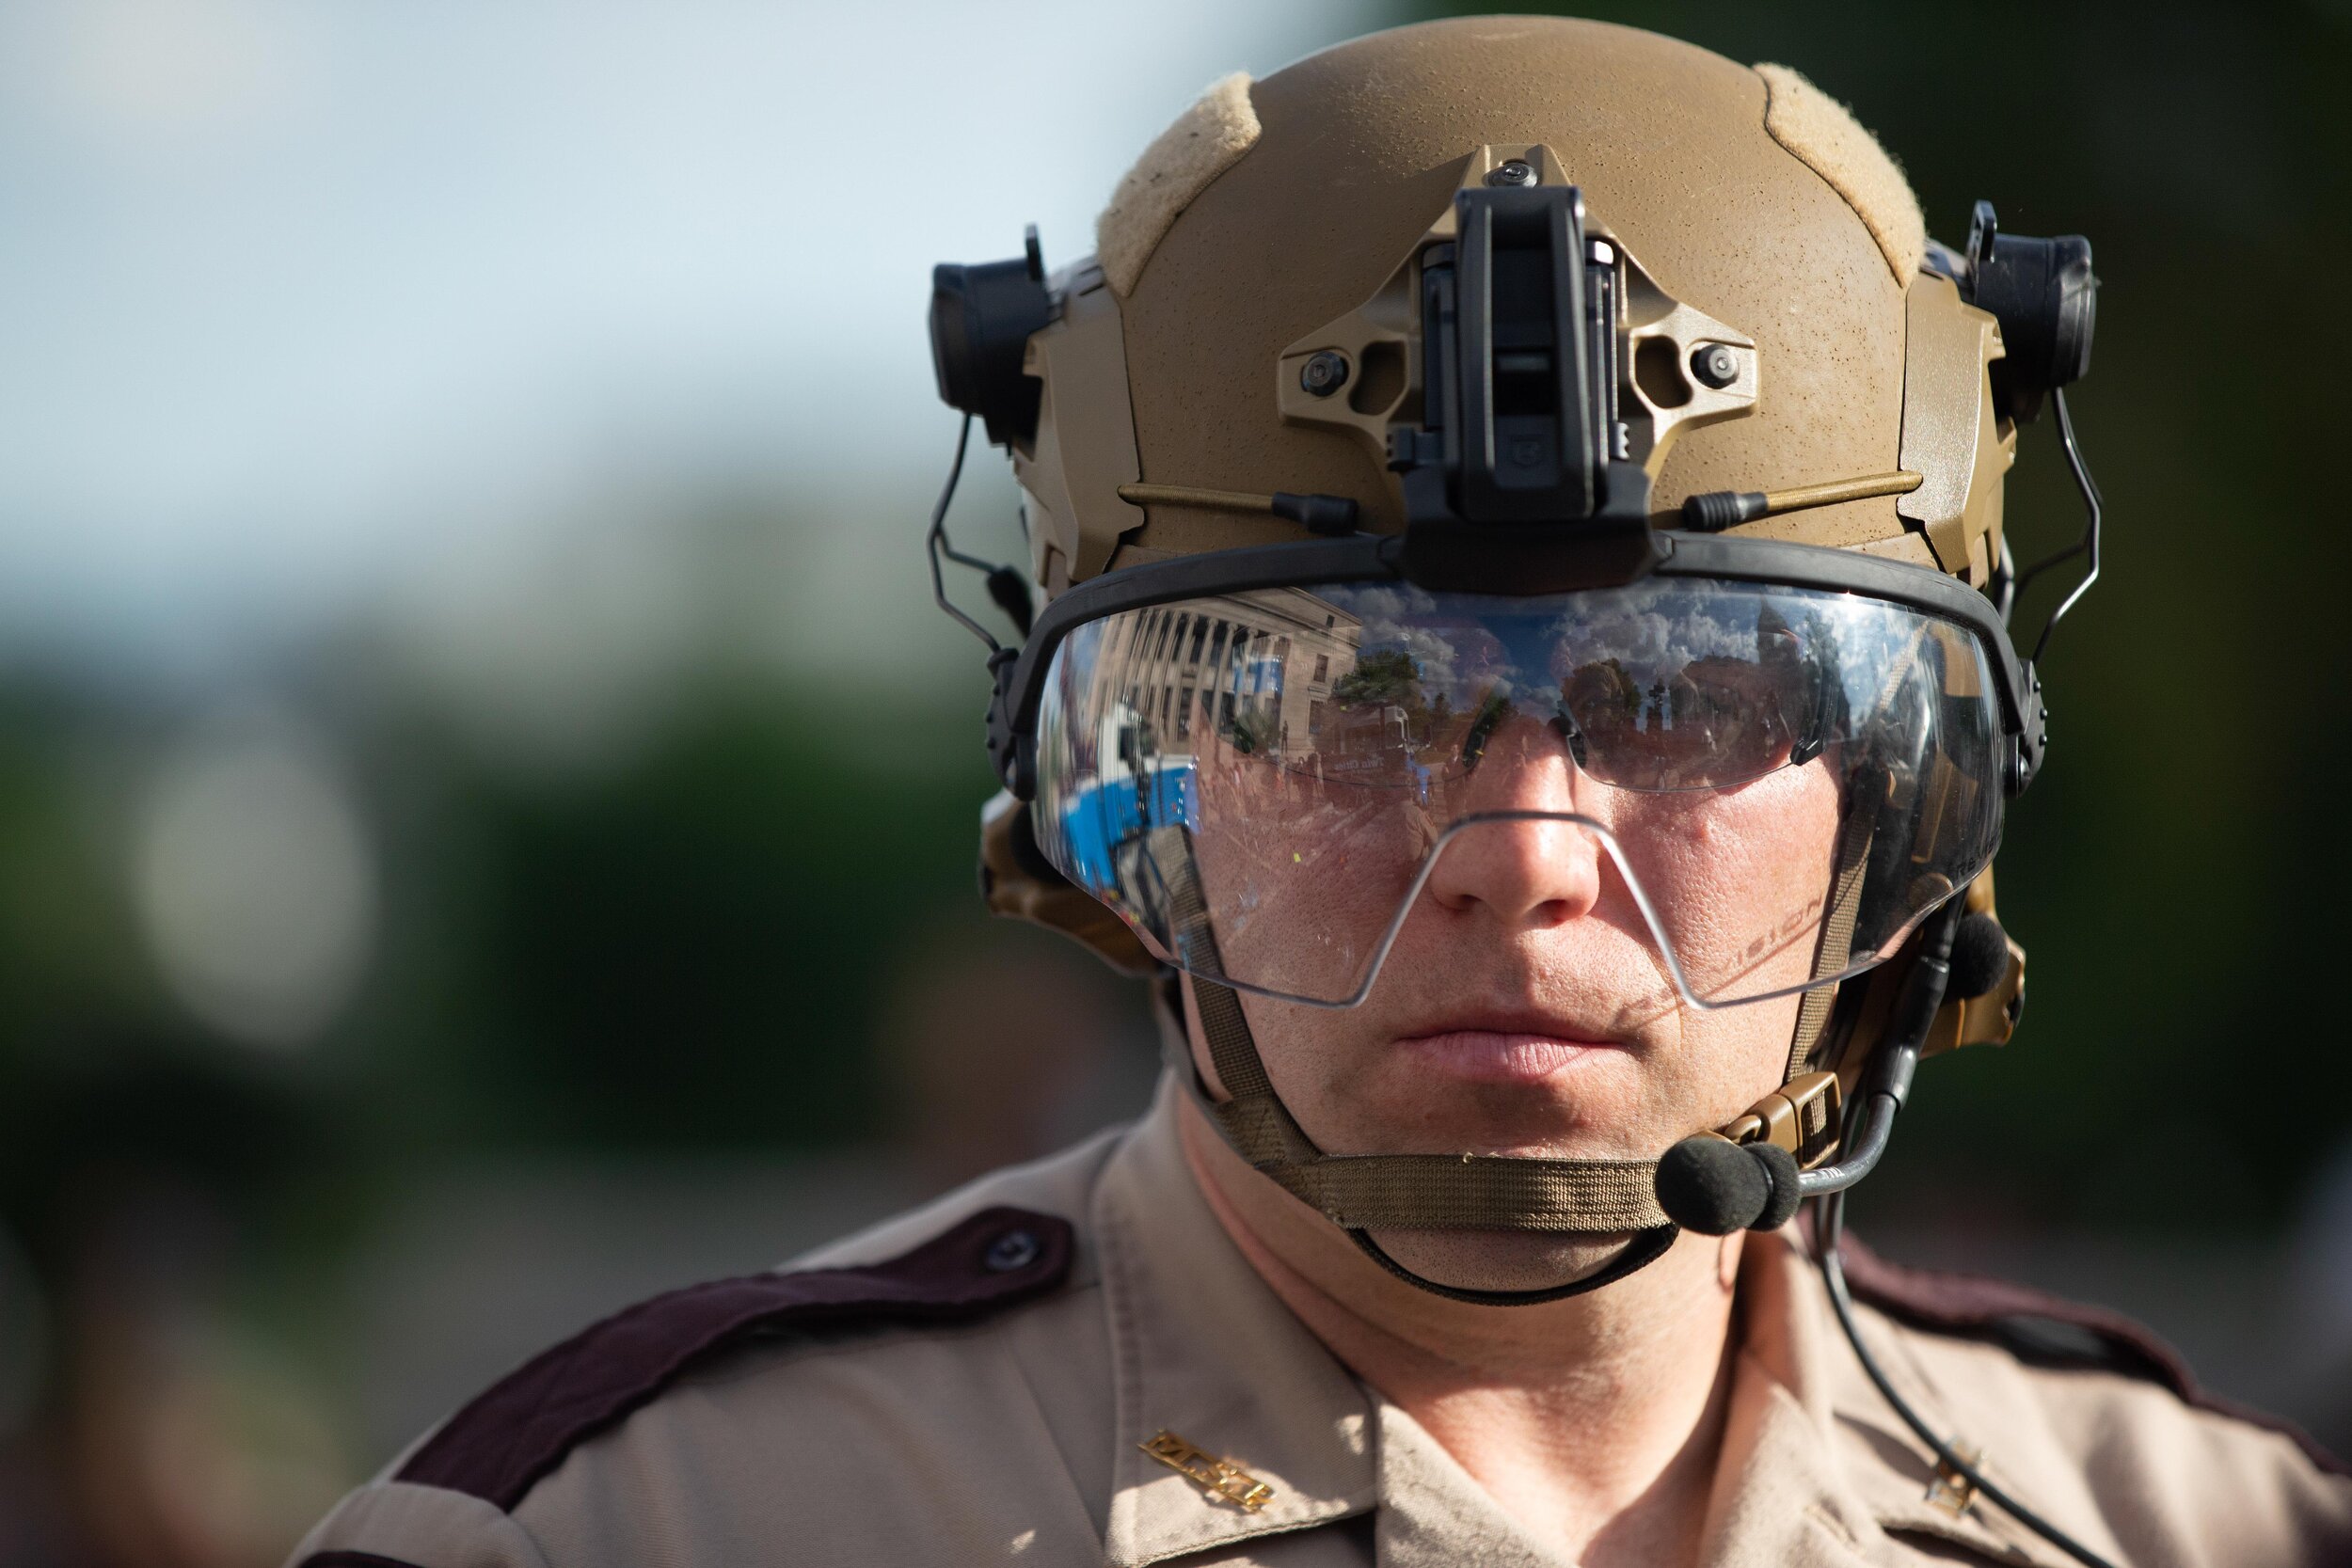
xmin=1009 ymin=17 xmax=2011 ymax=595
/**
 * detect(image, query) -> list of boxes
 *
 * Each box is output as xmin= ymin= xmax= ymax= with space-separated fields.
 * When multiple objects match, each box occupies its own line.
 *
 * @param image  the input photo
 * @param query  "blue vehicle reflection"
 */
xmin=1057 ymin=701 xmax=1197 ymax=893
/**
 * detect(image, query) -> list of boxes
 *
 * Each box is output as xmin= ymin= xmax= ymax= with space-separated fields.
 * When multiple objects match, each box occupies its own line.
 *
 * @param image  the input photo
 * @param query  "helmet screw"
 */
xmin=1690 ymin=342 xmax=1740 ymax=388
xmin=1486 ymin=158 xmax=1537 ymax=187
xmin=1300 ymin=350 xmax=1350 ymax=397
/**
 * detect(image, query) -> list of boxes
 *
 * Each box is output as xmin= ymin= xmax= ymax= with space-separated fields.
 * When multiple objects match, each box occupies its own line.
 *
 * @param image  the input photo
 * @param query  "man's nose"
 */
xmin=1423 ymin=714 xmax=1604 ymax=927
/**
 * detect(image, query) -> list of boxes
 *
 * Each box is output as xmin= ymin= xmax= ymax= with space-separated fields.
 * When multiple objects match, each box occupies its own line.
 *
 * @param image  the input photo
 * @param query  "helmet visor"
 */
xmin=1031 ymin=578 xmax=2004 ymax=1009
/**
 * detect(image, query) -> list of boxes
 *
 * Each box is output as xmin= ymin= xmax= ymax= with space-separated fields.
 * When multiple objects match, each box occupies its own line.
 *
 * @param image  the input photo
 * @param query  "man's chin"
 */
xmin=1358 ymin=1227 xmax=1649 ymax=1296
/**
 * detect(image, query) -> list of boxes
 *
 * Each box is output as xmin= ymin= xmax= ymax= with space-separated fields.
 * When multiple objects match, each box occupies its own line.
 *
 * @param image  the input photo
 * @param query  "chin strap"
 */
xmin=1156 ymin=756 xmax=1898 ymax=1303
xmin=1166 ymin=985 xmax=1678 ymax=1306
xmin=1346 ymin=1221 xmax=1679 ymax=1307
xmin=1182 ymin=970 xmax=1671 ymax=1233
xmin=1158 ymin=841 xmax=1679 ymax=1306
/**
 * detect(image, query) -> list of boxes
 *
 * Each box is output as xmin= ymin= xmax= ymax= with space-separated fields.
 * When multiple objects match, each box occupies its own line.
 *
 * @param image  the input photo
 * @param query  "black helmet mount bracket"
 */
xmin=1389 ymin=184 xmax=1661 ymax=591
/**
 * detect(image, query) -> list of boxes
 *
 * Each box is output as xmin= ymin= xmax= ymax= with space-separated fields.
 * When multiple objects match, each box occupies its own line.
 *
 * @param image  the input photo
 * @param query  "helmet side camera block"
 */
xmin=1941 ymin=200 xmax=2098 ymax=425
xmin=1392 ymin=185 xmax=1660 ymax=595
xmin=931 ymin=225 xmax=1052 ymax=449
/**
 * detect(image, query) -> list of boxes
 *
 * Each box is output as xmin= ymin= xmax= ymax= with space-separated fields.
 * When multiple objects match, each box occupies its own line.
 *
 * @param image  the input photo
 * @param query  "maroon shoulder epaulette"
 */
xmin=1837 ymin=1229 xmax=2346 ymax=1479
xmin=394 ymin=1204 xmax=1074 ymax=1511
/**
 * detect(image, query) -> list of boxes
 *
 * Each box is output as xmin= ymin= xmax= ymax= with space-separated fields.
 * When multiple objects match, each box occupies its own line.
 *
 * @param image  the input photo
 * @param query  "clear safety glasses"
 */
xmin=1027 ymin=575 xmax=2008 ymax=1011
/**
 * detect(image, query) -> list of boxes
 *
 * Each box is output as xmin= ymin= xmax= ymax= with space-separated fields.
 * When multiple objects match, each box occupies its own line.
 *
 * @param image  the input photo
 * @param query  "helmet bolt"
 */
xmin=1690 ymin=343 xmax=1740 ymax=388
xmin=1486 ymin=158 xmax=1537 ymax=187
xmin=1300 ymin=351 xmax=1351 ymax=397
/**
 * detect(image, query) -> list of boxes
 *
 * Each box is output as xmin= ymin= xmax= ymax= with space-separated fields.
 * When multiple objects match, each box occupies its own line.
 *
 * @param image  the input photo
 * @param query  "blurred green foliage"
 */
xmin=0 ymin=670 xmax=1003 ymax=1284
xmin=377 ymin=685 xmax=982 ymax=1151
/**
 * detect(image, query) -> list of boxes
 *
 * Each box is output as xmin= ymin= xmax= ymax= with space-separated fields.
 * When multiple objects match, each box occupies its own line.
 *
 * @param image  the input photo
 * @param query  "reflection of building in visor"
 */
xmin=1033 ymin=578 xmax=2002 ymax=1011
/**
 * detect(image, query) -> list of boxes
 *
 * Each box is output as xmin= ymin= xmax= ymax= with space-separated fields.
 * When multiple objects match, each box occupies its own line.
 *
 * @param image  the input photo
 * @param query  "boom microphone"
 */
xmin=1947 ymin=911 xmax=2010 ymax=1000
xmin=1659 ymin=899 xmax=1974 ymax=1235
xmin=1654 ymin=1136 xmax=1801 ymax=1235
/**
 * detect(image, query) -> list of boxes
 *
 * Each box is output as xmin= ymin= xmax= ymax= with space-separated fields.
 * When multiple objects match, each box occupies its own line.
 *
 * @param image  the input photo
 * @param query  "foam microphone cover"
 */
xmin=1750 ymin=1142 xmax=1803 ymax=1230
xmin=1947 ymin=911 xmax=2011 ymax=1000
xmin=1655 ymin=1137 xmax=1769 ymax=1235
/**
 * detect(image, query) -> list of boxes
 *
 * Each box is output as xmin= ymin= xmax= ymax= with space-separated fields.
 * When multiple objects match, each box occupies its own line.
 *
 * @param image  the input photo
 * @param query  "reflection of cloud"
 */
xmin=1330 ymin=585 xmax=1525 ymax=705
xmin=1324 ymin=581 xmax=1818 ymax=717
xmin=134 ymin=721 xmax=377 ymax=1051
xmin=1389 ymin=626 xmax=1466 ymax=699
xmin=1546 ymin=584 xmax=1761 ymax=689
xmin=1328 ymin=584 xmax=1437 ymax=630
xmin=1311 ymin=581 xmax=1961 ymax=734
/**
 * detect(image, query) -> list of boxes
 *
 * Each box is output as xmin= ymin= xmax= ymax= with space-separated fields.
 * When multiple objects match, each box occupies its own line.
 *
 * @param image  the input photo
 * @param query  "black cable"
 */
xmin=927 ymin=412 xmax=1039 ymax=641
xmin=1796 ymin=897 xmax=1961 ymax=1202
xmin=2018 ymin=387 xmax=2104 ymax=667
xmin=1815 ymin=1190 xmax=2122 ymax=1568
xmin=1347 ymin=1224 xmax=1677 ymax=1307
xmin=925 ymin=413 xmax=1002 ymax=654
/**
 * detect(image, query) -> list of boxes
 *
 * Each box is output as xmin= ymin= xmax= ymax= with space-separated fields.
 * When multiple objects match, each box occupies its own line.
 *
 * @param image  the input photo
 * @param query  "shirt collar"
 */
xmin=1715 ymin=1227 xmax=2096 ymax=1568
xmin=1365 ymin=1232 xmax=1889 ymax=1568
xmin=1093 ymin=1075 xmax=1375 ymax=1568
xmin=1090 ymin=1077 xmax=2091 ymax=1568
xmin=1371 ymin=1401 xmax=1572 ymax=1568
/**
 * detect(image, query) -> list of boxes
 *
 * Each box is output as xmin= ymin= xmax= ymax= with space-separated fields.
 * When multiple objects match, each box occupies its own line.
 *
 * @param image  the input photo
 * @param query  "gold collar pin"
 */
xmin=1138 ymin=1429 xmax=1275 ymax=1513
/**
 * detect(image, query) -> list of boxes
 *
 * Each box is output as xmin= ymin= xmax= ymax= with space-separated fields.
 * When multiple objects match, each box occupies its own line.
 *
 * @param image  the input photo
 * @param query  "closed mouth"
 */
xmin=1392 ymin=1026 xmax=1632 ymax=1085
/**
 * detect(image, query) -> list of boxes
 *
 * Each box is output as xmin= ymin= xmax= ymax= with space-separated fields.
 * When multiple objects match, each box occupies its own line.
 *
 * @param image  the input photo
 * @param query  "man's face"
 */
xmin=1020 ymin=575 xmax=1994 ymax=1289
xmin=1187 ymin=707 xmax=1841 ymax=1290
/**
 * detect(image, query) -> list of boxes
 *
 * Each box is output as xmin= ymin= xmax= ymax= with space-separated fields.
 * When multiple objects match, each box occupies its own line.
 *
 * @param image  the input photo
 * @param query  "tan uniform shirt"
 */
xmin=293 ymin=1077 xmax=2352 ymax=1567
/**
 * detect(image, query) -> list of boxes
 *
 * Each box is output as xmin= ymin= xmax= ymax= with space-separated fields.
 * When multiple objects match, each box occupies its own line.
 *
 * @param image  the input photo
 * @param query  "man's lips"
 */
xmin=1393 ymin=1028 xmax=1631 ymax=1085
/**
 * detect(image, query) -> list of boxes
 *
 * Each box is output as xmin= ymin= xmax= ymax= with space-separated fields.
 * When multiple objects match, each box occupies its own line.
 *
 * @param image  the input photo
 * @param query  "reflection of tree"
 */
xmin=1795 ymin=608 xmax=1845 ymax=742
xmin=1564 ymin=657 xmax=1643 ymax=721
xmin=1328 ymin=648 xmax=1476 ymax=760
xmin=1224 ymin=705 xmax=1280 ymax=756
xmin=1457 ymin=688 xmax=1515 ymax=770
xmin=1330 ymin=648 xmax=1423 ymax=714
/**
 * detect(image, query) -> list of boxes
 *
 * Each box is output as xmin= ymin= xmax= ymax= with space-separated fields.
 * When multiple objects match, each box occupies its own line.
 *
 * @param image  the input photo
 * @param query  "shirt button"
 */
xmin=984 ymin=1228 xmax=1041 ymax=1273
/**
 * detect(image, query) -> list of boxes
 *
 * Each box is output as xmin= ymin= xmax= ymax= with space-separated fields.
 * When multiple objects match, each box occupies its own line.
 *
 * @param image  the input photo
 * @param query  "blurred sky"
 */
xmin=0 ymin=0 xmax=1383 ymax=695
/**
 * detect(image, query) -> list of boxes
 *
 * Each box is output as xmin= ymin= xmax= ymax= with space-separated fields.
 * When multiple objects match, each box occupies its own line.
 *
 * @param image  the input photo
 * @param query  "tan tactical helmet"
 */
xmin=982 ymin=16 xmax=2029 ymax=980
xmin=933 ymin=13 xmax=2096 ymax=1275
xmin=1024 ymin=19 xmax=2010 ymax=586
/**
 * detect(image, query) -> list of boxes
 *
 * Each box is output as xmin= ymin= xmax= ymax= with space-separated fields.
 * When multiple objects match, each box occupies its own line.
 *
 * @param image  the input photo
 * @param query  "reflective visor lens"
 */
xmin=1031 ymin=578 xmax=2005 ymax=1009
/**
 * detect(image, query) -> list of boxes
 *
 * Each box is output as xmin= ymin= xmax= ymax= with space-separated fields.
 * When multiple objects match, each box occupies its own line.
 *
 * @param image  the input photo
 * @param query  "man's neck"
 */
xmin=1176 ymin=1098 xmax=1741 ymax=1568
